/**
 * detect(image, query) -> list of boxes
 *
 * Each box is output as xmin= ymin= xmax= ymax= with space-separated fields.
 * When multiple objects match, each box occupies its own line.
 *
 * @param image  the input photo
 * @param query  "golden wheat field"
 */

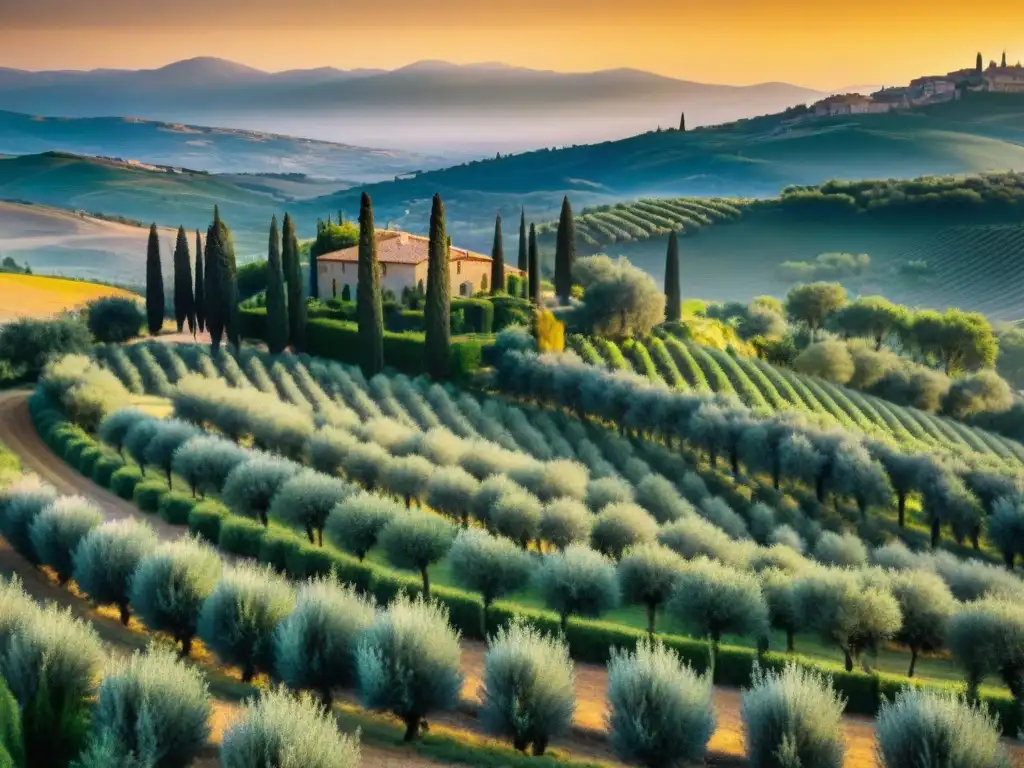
xmin=0 ymin=273 xmax=139 ymax=322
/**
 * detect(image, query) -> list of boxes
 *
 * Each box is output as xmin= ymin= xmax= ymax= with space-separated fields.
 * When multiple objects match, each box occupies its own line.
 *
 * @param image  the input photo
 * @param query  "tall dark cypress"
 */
xmin=357 ymin=193 xmax=384 ymax=376
xmin=172 ymin=226 xmax=193 ymax=333
xmin=309 ymin=230 xmax=320 ymax=299
xmin=283 ymin=213 xmax=307 ymax=351
xmin=528 ymin=223 xmax=540 ymax=306
xmin=664 ymin=231 xmax=681 ymax=322
xmin=193 ymin=230 xmax=205 ymax=333
xmin=265 ymin=215 xmax=288 ymax=354
xmin=490 ymin=214 xmax=505 ymax=295
xmin=425 ymin=194 xmax=451 ymax=380
xmin=204 ymin=206 xmax=238 ymax=352
xmin=517 ymin=207 xmax=528 ymax=273
xmin=145 ymin=223 xmax=164 ymax=335
xmin=554 ymin=196 xmax=576 ymax=305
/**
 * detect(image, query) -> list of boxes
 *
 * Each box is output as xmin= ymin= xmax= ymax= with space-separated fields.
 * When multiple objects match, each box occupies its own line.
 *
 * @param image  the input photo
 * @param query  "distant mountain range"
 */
xmin=0 ymin=57 xmax=827 ymax=152
xmin=0 ymin=110 xmax=453 ymax=183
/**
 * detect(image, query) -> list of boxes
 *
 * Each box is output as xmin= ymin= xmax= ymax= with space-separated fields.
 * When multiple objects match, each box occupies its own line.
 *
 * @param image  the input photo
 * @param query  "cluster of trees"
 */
xmin=570 ymin=255 xmax=666 ymax=340
xmin=143 ymin=209 xmax=238 ymax=350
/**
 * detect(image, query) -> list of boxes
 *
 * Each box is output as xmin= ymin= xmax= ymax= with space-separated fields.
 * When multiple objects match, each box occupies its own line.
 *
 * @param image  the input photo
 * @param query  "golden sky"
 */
xmin=1 ymin=0 xmax=1022 ymax=89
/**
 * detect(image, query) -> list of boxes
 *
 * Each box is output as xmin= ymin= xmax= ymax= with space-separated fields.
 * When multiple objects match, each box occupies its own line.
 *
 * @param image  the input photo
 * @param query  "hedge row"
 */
xmin=29 ymin=392 xmax=1020 ymax=736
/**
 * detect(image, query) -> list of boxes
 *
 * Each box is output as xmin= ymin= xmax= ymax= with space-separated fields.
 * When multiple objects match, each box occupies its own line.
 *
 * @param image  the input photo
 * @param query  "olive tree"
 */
xmin=29 ymin=496 xmax=103 ymax=585
xmin=220 ymin=687 xmax=360 ymax=768
xmin=356 ymin=594 xmax=463 ymax=741
xmin=540 ymin=498 xmax=593 ymax=550
xmin=381 ymin=454 xmax=433 ymax=508
xmin=198 ymin=563 xmax=294 ymax=682
xmin=379 ymin=512 xmax=457 ymax=599
xmin=658 ymin=515 xmax=742 ymax=564
xmin=618 ymin=542 xmax=687 ymax=638
xmin=831 ymin=296 xmax=907 ymax=351
xmin=491 ymin=488 xmax=543 ymax=550
xmin=635 ymin=474 xmax=692 ymax=524
xmin=948 ymin=598 xmax=1024 ymax=704
xmin=426 ymin=466 xmax=480 ymax=525
xmin=268 ymin=469 xmax=352 ymax=545
xmin=876 ymin=688 xmax=1009 ymax=768
xmin=98 ymin=408 xmax=148 ymax=458
xmin=591 ymin=502 xmax=659 ymax=560
xmin=449 ymin=528 xmax=531 ymax=619
xmin=73 ymin=518 xmax=158 ymax=625
xmin=607 ymin=639 xmax=714 ymax=768
xmin=80 ymin=647 xmax=211 ymax=768
xmin=472 ymin=475 xmax=526 ymax=530
xmin=144 ymin=419 xmax=202 ymax=486
xmin=222 ymin=454 xmax=301 ymax=527
xmin=171 ymin=435 xmax=248 ymax=497
xmin=129 ymin=537 xmax=222 ymax=658
xmin=786 ymin=282 xmax=847 ymax=338
xmin=536 ymin=544 xmax=619 ymax=633
xmin=586 ymin=476 xmax=634 ymax=511
xmin=812 ymin=531 xmax=868 ymax=568
xmin=742 ymin=663 xmax=845 ymax=768
xmin=573 ymin=255 xmax=666 ymax=340
xmin=341 ymin=441 xmax=391 ymax=491
xmin=124 ymin=418 xmax=160 ymax=476
xmin=305 ymin=426 xmax=358 ymax=475
xmin=793 ymin=340 xmax=855 ymax=384
xmin=668 ymin=557 xmax=769 ymax=663
xmin=989 ymin=494 xmax=1024 ymax=569
xmin=0 ymin=476 xmax=59 ymax=564
xmin=480 ymin=620 xmax=575 ymax=755
xmin=760 ymin=568 xmax=802 ymax=652
xmin=273 ymin=576 xmax=376 ymax=710
xmin=793 ymin=567 xmax=901 ymax=671
xmin=889 ymin=569 xmax=957 ymax=677
xmin=325 ymin=492 xmax=401 ymax=561
xmin=699 ymin=496 xmax=750 ymax=540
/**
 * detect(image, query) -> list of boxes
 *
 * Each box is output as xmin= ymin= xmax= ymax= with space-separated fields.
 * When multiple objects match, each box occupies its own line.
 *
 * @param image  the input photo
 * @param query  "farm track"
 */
xmin=0 ymin=386 xmax=897 ymax=767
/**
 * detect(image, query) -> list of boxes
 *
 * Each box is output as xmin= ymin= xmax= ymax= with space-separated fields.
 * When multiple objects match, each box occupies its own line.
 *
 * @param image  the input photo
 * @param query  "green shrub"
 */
xmin=158 ymin=491 xmax=197 ymax=525
xmin=220 ymin=687 xmax=360 ymax=768
xmin=85 ymin=296 xmax=144 ymax=343
xmin=133 ymin=478 xmax=167 ymax=513
xmin=273 ymin=575 xmax=376 ymax=709
xmin=219 ymin=517 xmax=268 ymax=559
xmin=73 ymin=518 xmax=158 ymax=626
xmin=257 ymin=530 xmax=293 ymax=573
xmin=29 ymin=496 xmax=103 ymax=585
xmin=129 ymin=538 xmax=222 ymax=658
xmin=356 ymin=594 xmax=463 ymax=741
xmin=187 ymin=500 xmax=229 ymax=544
xmin=0 ymin=676 xmax=24 ymax=768
xmin=742 ymin=663 xmax=846 ymax=768
xmin=76 ymin=447 xmax=102 ymax=478
xmin=452 ymin=298 xmax=494 ymax=334
xmin=80 ymin=647 xmax=210 ymax=768
xmin=876 ymin=687 xmax=1008 ymax=768
xmin=480 ymin=619 xmax=575 ymax=756
xmin=198 ymin=563 xmax=294 ymax=682
xmin=607 ymin=639 xmax=714 ymax=768
xmin=110 ymin=466 xmax=143 ymax=500
xmin=91 ymin=456 xmax=124 ymax=488
xmin=0 ymin=316 xmax=91 ymax=377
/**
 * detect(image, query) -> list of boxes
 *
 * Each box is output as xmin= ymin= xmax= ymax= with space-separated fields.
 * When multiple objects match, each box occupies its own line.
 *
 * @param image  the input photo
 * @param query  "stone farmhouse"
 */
xmin=315 ymin=230 xmax=523 ymax=301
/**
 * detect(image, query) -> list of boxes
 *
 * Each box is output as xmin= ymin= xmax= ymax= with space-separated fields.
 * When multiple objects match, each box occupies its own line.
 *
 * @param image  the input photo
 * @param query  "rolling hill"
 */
xmin=0 ymin=271 xmax=140 ymax=322
xmin=0 ymin=57 xmax=825 ymax=152
xmin=303 ymin=92 xmax=1024 ymax=249
xmin=0 ymin=110 xmax=447 ymax=182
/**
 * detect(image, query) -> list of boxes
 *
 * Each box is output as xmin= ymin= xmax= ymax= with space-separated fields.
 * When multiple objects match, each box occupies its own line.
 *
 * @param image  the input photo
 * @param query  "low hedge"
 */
xmin=92 ymin=456 xmax=124 ymax=487
xmin=189 ymin=500 xmax=229 ymax=544
xmin=158 ymin=492 xmax=197 ymax=525
xmin=76 ymin=446 xmax=103 ymax=478
xmin=220 ymin=517 xmax=269 ymax=559
xmin=451 ymin=298 xmax=494 ymax=335
xmin=133 ymin=479 xmax=168 ymax=513
xmin=110 ymin=466 xmax=143 ymax=500
xmin=491 ymin=295 xmax=532 ymax=330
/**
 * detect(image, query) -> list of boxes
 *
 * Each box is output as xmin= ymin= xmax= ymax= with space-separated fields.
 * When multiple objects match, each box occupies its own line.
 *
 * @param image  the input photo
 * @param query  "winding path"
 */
xmin=0 ymin=387 xmax=885 ymax=767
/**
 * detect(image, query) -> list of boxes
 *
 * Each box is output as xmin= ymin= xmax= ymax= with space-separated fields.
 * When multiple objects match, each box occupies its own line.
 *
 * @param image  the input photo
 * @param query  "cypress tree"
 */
xmin=172 ymin=226 xmax=193 ymax=333
xmin=309 ymin=229 xmax=320 ymax=299
xmin=554 ymin=196 xmax=576 ymax=305
xmin=425 ymin=194 xmax=451 ymax=380
xmin=145 ymin=223 xmax=164 ymax=335
xmin=664 ymin=231 xmax=681 ymax=322
xmin=265 ymin=215 xmax=288 ymax=354
xmin=1002 ymin=51 xmax=1008 ymax=68
xmin=517 ymin=207 xmax=528 ymax=274
xmin=977 ymin=52 xmax=984 ymax=73
xmin=193 ymin=230 xmax=205 ymax=334
xmin=204 ymin=206 xmax=238 ymax=353
xmin=528 ymin=223 xmax=540 ymax=305
xmin=490 ymin=214 xmax=505 ymax=294
xmin=357 ymin=192 xmax=384 ymax=376
xmin=282 ymin=213 xmax=307 ymax=351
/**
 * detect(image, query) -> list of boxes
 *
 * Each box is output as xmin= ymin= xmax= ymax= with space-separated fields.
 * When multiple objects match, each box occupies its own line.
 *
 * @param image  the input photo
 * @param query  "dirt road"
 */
xmin=0 ymin=387 xmax=901 ymax=767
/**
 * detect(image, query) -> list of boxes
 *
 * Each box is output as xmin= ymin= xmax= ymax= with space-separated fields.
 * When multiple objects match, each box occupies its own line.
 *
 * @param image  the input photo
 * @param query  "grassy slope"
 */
xmin=301 ymin=93 xmax=1024 ymax=248
xmin=0 ymin=273 xmax=139 ymax=321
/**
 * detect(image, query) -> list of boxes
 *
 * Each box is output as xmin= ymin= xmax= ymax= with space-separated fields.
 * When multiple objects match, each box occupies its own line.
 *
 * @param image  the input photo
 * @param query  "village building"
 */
xmin=315 ymin=230 xmax=522 ymax=301
xmin=982 ymin=66 xmax=1024 ymax=93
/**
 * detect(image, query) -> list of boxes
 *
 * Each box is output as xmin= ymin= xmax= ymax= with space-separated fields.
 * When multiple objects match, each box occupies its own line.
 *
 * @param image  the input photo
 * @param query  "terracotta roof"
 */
xmin=318 ymin=230 xmax=495 ymax=265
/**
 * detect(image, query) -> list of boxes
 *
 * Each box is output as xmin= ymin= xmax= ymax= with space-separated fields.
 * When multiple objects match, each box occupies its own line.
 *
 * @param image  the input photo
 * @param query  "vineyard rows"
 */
xmin=893 ymin=224 xmax=1024 ymax=321
xmin=537 ymin=196 xmax=749 ymax=247
xmin=566 ymin=332 xmax=1024 ymax=468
